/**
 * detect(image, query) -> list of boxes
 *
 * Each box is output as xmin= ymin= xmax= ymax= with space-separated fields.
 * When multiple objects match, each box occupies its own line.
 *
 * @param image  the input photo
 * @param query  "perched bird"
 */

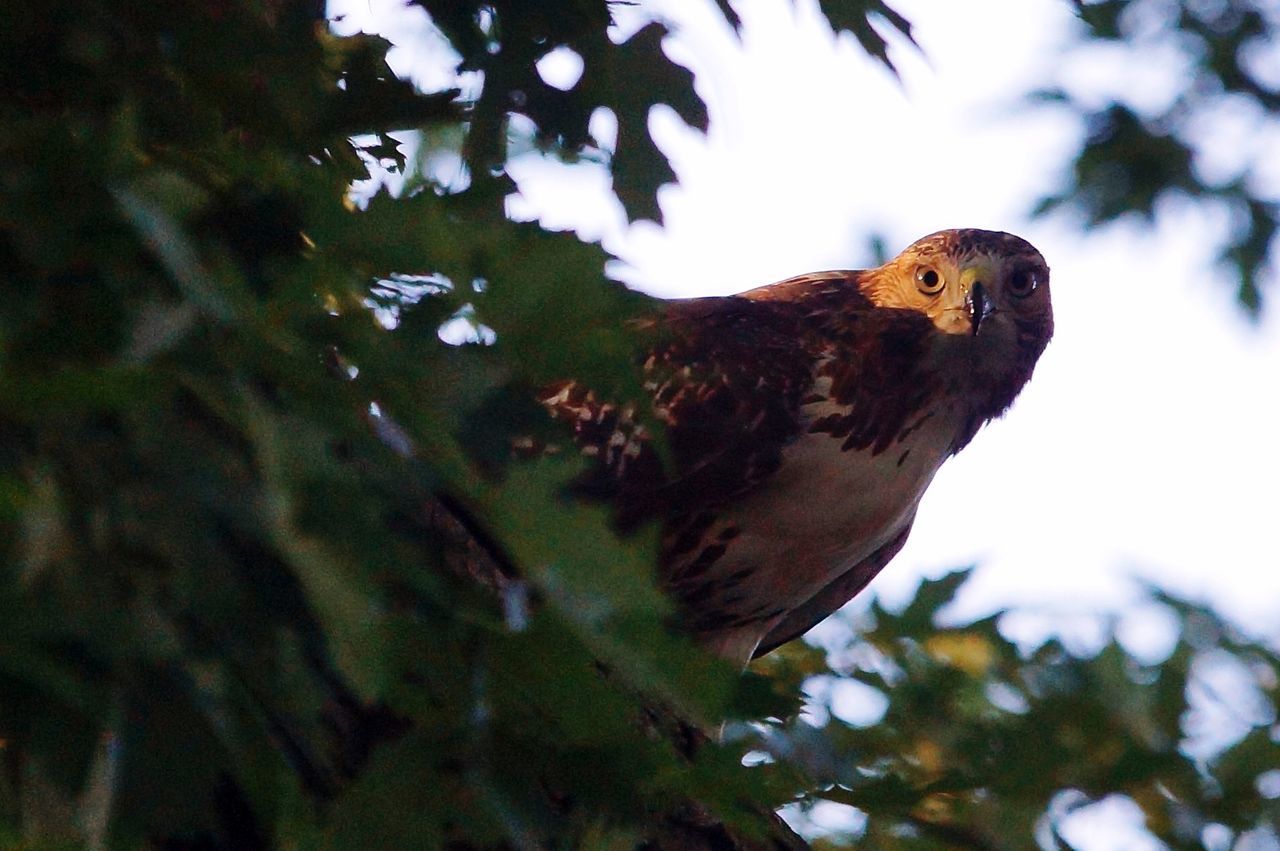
xmin=539 ymin=228 xmax=1053 ymax=666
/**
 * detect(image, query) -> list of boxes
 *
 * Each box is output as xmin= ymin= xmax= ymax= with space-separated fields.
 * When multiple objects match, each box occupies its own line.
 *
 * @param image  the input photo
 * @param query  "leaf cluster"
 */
xmin=755 ymin=571 xmax=1280 ymax=849
xmin=0 ymin=0 xmax=749 ymax=846
xmin=1032 ymin=0 xmax=1280 ymax=315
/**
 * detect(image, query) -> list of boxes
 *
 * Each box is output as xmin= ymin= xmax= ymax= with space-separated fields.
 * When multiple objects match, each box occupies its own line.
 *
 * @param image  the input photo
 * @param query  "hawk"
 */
xmin=538 ymin=228 xmax=1053 ymax=666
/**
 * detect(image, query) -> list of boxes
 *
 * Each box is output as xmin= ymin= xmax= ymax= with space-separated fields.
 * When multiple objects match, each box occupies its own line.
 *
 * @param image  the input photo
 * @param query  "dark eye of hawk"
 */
xmin=1007 ymin=267 xmax=1040 ymax=298
xmin=914 ymin=266 xmax=944 ymax=295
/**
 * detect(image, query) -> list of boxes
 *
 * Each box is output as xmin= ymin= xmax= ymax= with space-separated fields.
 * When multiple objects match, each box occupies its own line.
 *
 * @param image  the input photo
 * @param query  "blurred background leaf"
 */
xmin=1031 ymin=0 xmax=1279 ymax=316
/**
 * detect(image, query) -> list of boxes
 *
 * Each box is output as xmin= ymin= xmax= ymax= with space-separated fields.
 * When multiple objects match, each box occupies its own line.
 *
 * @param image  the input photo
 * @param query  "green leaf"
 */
xmin=575 ymin=23 xmax=708 ymax=222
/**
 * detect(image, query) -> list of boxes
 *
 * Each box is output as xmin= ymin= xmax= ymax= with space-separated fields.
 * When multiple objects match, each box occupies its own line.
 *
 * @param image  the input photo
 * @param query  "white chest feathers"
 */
xmin=660 ymin=373 xmax=977 ymax=665
xmin=707 ymin=392 xmax=965 ymax=611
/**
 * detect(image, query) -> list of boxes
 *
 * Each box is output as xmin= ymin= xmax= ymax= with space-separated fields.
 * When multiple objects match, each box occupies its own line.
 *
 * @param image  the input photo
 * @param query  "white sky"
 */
xmin=329 ymin=0 xmax=1280 ymax=843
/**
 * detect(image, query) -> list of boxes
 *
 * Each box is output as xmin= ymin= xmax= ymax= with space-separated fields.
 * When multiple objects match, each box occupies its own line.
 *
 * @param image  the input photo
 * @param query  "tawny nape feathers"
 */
xmin=541 ymin=229 xmax=1053 ymax=666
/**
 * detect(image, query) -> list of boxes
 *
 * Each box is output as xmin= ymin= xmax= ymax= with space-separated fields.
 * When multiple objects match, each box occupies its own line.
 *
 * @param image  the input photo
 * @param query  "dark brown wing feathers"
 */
xmin=543 ymin=290 xmax=830 ymax=529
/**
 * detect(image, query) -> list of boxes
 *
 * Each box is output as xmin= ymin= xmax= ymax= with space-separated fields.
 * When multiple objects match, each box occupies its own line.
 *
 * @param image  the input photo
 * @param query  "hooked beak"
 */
xmin=968 ymin=281 xmax=992 ymax=336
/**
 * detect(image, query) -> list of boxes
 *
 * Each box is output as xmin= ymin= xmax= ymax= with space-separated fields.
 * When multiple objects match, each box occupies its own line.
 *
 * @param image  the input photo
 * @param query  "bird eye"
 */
xmin=914 ymin=266 xmax=944 ymax=295
xmin=1007 ymin=267 xmax=1040 ymax=298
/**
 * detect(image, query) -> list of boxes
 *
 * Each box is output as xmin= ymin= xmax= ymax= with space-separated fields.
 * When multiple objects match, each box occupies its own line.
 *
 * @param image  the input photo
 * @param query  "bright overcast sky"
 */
xmin=331 ymin=0 xmax=1280 ymax=643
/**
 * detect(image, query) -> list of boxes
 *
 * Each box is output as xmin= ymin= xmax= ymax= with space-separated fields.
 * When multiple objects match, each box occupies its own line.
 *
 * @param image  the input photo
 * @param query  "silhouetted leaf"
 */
xmin=817 ymin=0 xmax=918 ymax=73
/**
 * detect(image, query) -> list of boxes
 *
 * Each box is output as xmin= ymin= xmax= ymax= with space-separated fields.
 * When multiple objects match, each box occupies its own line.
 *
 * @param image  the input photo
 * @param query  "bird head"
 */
xmin=864 ymin=228 xmax=1054 ymax=390
xmin=869 ymin=229 xmax=1052 ymax=337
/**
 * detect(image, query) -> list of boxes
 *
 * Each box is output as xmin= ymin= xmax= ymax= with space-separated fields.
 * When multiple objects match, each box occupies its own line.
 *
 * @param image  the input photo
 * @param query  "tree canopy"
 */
xmin=2 ymin=1 xmax=1277 ymax=848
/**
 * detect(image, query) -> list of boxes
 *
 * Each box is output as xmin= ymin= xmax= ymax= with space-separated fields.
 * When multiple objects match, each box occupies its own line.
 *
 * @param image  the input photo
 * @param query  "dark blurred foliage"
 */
xmin=2 ymin=0 xmax=1278 ymax=849
xmin=1033 ymin=0 xmax=1280 ymax=315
